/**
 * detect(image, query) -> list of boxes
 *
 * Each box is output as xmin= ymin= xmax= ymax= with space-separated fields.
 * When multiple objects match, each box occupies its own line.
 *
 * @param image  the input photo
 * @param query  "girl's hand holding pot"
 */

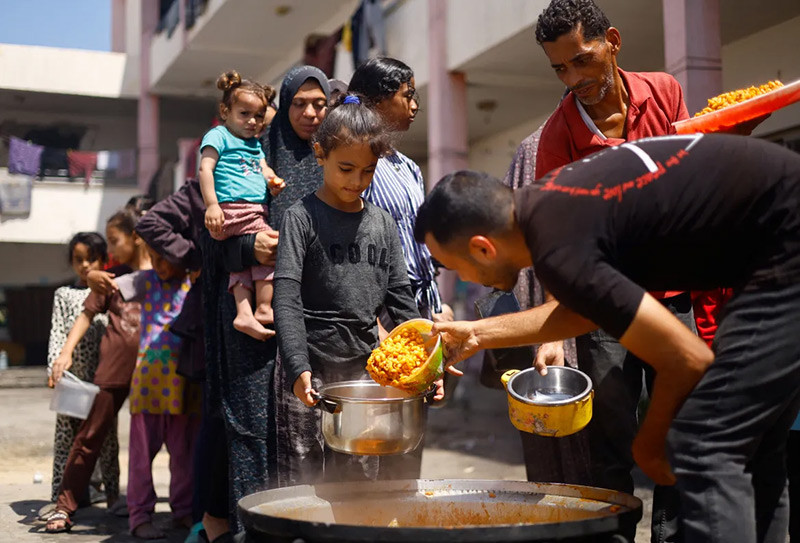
xmin=293 ymin=371 xmax=318 ymax=407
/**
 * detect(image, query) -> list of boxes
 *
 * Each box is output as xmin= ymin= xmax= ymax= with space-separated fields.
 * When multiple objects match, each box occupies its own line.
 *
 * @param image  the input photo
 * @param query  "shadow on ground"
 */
xmin=10 ymin=497 xmax=190 ymax=543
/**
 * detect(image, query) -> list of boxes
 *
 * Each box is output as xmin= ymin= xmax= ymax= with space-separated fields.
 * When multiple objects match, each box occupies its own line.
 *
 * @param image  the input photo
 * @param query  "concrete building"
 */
xmin=1 ymin=0 xmax=799 ymax=364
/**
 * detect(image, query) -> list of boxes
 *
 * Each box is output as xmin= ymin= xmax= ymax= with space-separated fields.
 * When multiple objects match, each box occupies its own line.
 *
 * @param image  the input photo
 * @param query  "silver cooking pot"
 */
xmin=313 ymin=381 xmax=435 ymax=456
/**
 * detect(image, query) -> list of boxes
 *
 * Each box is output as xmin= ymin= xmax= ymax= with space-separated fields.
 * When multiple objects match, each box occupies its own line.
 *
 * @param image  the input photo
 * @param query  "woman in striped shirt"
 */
xmin=348 ymin=57 xmax=451 ymax=327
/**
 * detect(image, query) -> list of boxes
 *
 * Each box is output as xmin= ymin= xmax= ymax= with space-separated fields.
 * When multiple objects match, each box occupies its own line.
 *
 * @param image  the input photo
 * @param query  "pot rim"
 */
xmin=507 ymin=366 xmax=593 ymax=406
xmin=318 ymin=380 xmax=428 ymax=404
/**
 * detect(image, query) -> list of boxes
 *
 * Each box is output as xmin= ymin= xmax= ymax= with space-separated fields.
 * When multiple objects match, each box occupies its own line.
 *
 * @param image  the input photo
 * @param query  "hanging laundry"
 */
xmin=39 ymin=147 xmax=69 ymax=177
xmin=67 ymin=150 xmax=98 ymax=185
xmin=0 ymin=175 xmax=32 ymax=215
xmin=351 ymin=0 xmax=386 ymax=67
xmin=8 ymin=136 xmax=44 ymax=177
xmin=96 ymin=150 xmax=110 ymax=171
xmin=104 ymin=149 xmax=138 ymax=181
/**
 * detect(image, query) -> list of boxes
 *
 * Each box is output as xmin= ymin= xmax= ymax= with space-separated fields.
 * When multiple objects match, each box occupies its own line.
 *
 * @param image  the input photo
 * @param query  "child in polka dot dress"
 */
xmin=116 ymin=244 xmax=201 ymax=539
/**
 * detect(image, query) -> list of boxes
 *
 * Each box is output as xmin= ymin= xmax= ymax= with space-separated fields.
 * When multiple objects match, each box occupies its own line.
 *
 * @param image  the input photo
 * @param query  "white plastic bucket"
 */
xmin=49 ymin=371 xmax=100 ymax=420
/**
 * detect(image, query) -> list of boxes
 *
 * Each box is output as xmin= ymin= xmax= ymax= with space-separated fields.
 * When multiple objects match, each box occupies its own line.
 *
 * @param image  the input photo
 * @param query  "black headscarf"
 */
xmin=264 ymin=65 xmax=331 ymax=229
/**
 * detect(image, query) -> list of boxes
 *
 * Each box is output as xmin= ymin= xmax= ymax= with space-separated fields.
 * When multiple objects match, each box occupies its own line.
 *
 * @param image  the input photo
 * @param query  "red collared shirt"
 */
xmin=535 ymin=68 xmax=689 ymax=300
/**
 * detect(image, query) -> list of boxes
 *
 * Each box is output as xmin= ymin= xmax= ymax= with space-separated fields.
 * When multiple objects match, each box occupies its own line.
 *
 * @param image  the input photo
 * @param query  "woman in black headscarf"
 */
xmin=264 ymin=65 xmax=331 ymax=230
xmin=261 ymin=66 xmax=332 ymax=488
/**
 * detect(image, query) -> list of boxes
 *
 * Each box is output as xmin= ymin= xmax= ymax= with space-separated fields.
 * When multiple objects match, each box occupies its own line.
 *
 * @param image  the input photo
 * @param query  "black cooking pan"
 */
xmin=239 ymin=479 xmax=641 ymax=543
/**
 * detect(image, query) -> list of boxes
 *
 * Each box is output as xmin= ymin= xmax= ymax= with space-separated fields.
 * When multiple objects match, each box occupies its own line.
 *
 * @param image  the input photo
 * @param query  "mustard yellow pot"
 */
xmin=501 ymin=366 xmax=593 ymax=437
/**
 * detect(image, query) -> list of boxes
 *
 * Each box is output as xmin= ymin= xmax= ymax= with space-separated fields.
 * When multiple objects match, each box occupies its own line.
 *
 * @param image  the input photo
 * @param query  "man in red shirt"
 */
xmin=532 ymin=1 xmax=695 ymax=541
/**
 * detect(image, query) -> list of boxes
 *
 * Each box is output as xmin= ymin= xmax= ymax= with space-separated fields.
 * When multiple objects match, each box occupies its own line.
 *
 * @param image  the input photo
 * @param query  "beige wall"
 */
xmin=0 ymin=243 xmax=73 ymax=287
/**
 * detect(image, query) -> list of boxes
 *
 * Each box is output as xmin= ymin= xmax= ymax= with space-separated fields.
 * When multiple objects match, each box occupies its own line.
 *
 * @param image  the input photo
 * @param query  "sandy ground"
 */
xmin=0 ymin=366 xmax=654 ymax=542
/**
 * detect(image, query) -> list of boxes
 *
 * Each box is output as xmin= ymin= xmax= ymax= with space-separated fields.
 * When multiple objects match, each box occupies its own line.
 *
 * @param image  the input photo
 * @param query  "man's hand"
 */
xmin=205 ymin=204 xmax=225 ymax=236
xmin=49 ymin=353 xmax=73 ymax=388
xmin=430 ymin=320 xmax=482 ymax=376
xmin=293 ymin=371 xmax=317 ymax=407
xmin=254 ymin=230 xmax=279 ymax=266
xmin=87 ymin=270 xmax=118 ymax=296
xmin=632 ymin=423 xmax=676 ymax=486
xmin=533 ymin=340 xmax=565 ymax=375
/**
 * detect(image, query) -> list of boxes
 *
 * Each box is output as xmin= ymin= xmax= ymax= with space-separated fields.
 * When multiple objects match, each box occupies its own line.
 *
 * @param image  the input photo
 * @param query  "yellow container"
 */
xmin=501 ymin=367 xmax=593 ymax=437
xmin=373 ymin=319 xmax=445 ymax=394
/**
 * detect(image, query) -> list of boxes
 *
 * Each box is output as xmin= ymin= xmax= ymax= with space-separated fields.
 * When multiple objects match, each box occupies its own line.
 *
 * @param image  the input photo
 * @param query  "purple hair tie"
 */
xmin=343 ymin=95 xmax=360 ymax=105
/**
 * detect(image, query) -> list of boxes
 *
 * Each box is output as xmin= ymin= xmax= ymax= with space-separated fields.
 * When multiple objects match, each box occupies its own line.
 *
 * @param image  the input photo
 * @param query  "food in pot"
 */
xmin=366 ymin=328 xmax=428 ymax=388
xmin=694 ymin=80 xmax=783 ymax=116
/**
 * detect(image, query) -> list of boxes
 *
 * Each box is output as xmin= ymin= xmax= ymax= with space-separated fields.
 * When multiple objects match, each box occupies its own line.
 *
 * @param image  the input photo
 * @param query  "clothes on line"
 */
xmin=8 ymin=137 xmax=44 ymax=177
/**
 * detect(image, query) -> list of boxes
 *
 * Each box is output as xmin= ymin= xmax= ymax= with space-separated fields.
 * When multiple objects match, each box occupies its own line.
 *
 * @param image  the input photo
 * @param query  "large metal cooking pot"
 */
xmin=239 ymin=479 xmax=642 ymax=543
xmin=501 ymin=367 xmax=593 ymax=437
xmin=314 ymin=381 xmax=435 ymax=455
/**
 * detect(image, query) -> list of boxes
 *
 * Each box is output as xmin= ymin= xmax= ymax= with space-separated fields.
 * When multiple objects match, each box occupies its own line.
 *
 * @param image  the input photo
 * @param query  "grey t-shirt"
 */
xmin=274 ymin=194 xmax=419 ymax=386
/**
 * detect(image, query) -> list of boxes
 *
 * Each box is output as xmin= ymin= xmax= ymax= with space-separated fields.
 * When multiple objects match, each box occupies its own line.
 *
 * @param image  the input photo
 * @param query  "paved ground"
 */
xmin=0 ymin=366 xmax=654 ymax=542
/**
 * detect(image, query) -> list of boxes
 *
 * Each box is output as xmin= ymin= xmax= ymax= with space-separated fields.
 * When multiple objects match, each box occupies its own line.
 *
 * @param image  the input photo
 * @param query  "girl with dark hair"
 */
xmin=43 ymin=232 xmax=119 ymax=520
xmin=272 ymin=95 xmax=437 ymax=484
xmin=46 ymin=210 xmax=152 ymax=535
xmin=347 ymin=58 xmax=449 ymax=325
xmin=199 ymin=70 xmax=285 ymax=341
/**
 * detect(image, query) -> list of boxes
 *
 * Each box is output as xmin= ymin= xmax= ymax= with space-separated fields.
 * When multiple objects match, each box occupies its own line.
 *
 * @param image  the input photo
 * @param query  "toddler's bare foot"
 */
xmin=233 ymin=315 xmax=275 ymax=340
xmin=132 ymin=521 xmax=165 ymax=540
xmin=254 ymin=305 xmax=274 ymax=326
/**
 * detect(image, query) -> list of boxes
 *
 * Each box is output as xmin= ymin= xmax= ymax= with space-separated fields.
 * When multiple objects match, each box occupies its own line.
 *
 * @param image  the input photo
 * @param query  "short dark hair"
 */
xmin=312 ymin=95 xmax=393 ymax=158
xmin=347 ymin=57 xmax=414 ymax=107
xmin=535 ymin=0 xmax=611 ymax=44
xmin=67 ymin=232 xmax=107 ymax=265
xmin=414 ymin=171 xmax=514 ymax=246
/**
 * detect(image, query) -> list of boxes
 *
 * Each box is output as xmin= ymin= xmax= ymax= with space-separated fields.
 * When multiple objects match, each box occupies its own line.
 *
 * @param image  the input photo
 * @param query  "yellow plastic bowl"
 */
xmin=378 ymin=318 xmax=445 ymax=394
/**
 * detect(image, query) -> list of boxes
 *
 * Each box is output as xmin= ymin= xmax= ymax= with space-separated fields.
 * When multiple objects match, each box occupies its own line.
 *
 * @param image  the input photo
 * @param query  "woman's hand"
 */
xmin=205 ymin=204 xmax=225 ymax=236
xmin=293 ymin=371 xmax=318 ymax=407
xmin=49 ymin=352 xmax=73 ymax=388
xmin=87 ymin=270 xmax=118 ymax=296
xmin=431 ymin=303 xmax=454 ymax=323
xmin=254 ymin=230 xmax=279 ymax=266
xmin=533 ymin=340 xmax=565 ymax=375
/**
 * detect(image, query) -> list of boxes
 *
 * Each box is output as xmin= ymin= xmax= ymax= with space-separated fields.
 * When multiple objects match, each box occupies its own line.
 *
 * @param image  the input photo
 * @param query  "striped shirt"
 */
xmin=363 ymin=150 xmax=442 ymax=317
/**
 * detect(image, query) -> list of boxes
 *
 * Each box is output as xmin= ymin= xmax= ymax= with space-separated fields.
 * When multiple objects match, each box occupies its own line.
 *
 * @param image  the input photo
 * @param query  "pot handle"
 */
xmin=310 ymin=391 xmax=341 ymax=414
xmin=423 ymin=385 xmax=437 ymax=404
xmin=500 ymin=369 xmax=520 ymax=390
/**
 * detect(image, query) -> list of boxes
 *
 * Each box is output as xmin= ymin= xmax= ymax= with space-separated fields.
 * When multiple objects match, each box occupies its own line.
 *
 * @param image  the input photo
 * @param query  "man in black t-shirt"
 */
xmin=415 ymin=134 xmax=800 ymax=543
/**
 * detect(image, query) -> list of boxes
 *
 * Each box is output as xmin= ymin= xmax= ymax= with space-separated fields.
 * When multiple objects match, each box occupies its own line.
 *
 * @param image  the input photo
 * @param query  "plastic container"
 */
xmin=673 ymin=78 xmax=800 ymax=134
xmin=383 ymin=318 xmax=445 ymax=394
xmin=49 ymin=371 xmax=100 ymax=420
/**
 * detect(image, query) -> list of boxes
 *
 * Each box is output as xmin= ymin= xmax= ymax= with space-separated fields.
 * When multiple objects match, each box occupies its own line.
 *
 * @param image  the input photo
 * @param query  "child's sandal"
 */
xmin=44 ymin=510 xmax=73 ymax=533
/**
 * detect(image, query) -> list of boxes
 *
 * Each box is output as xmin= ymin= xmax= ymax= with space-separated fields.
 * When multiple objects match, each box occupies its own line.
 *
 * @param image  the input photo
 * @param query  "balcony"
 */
xmin=149 ymin=0 xmax=359 ymax=97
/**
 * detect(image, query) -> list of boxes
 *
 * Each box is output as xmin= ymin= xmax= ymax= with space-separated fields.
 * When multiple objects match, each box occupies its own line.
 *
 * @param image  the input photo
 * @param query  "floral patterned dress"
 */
xmin=128 ymin=271 xmax=200 ymax=415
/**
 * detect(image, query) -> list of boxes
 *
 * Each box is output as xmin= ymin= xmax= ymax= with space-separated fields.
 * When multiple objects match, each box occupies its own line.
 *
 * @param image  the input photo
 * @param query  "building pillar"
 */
xmin=138 ymin=0 xmax=160 ymax=193
xmin=663 ymin=0 xmax=722 ymax=116
xmin=427 ymin=0 xmax=469 ymax=305
xmin=111 ymin=0 xmax=126 ymax=53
